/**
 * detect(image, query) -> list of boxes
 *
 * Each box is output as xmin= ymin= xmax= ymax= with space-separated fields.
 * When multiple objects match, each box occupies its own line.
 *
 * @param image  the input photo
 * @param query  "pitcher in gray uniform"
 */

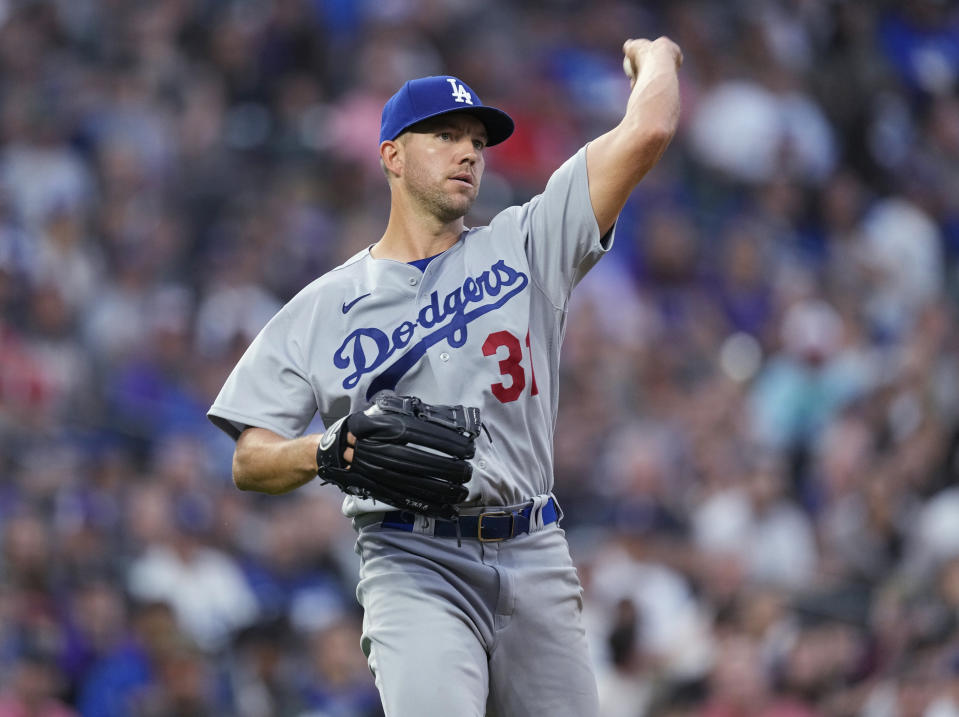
xmin=209 ymin=36 xmax=683 ymax=716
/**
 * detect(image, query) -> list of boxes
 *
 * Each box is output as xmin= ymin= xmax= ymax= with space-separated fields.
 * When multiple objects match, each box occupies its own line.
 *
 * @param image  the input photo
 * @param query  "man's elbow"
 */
xmin=622 ymin=124 xmax=675 ymax=181
xmin=231 ymin=450 xmax=261 ymax=492
xmin=607 ymin=116 xmax=677 ymax=181
xmin=621 ymin=94 xmax=679 ymax=155
xmin=638 ymin=120 xmax=677 ymax=158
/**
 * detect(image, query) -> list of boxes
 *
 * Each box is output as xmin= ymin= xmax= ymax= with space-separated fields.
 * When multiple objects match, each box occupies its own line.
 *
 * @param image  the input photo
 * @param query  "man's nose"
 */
xmin=458 ymin=139 xmax=477 ymax=163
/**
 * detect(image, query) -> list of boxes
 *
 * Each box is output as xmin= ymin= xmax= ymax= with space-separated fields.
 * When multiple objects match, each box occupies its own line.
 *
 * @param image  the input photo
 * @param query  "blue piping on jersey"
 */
xmin=408 ymin=253 xmax=443 ymax=272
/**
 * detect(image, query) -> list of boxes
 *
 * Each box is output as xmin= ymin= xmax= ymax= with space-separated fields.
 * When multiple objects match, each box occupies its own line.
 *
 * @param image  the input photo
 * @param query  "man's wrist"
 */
xmin=310 ymin=434 xmax=323 ymax=473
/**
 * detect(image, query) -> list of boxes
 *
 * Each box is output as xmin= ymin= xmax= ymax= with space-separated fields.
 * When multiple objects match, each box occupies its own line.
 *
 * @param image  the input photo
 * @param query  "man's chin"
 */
xmin=436 ymin=198 xmax=474 ymax=223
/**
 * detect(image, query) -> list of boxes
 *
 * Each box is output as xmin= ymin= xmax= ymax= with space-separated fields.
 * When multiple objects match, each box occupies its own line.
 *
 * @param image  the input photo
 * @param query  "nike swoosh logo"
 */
xmin=342 ymin=293 xmax=372 ymax=314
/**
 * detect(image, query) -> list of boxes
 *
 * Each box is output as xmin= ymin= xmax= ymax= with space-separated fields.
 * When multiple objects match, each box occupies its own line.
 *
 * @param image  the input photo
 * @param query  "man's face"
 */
xmin=397 ymin=113 xmax=487 ymax=223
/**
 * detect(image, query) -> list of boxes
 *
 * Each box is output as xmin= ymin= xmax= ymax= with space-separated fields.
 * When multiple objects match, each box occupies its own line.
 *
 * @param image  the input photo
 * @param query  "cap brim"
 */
xmin=455 ymin=106 xmax=514 ymax=146
xmin=391 ymin=105 xmax=515 ymax=147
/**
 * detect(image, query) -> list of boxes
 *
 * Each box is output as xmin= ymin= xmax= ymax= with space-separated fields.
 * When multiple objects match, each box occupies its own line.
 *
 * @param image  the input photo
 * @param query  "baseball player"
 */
xmin=209 ymin=37 xmax=682 ymax=716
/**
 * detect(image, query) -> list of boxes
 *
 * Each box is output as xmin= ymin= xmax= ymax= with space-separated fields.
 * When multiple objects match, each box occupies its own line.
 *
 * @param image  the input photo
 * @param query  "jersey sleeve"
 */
xmin=207 ymin=305 xmax=317 ymax=441
xmin=509 ymin=144 xmax=615 ymax=307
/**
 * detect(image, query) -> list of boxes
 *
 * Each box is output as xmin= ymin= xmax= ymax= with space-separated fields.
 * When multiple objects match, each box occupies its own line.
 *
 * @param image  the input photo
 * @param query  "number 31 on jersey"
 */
xmin=482 ymin=329 xmax=538 ymax=403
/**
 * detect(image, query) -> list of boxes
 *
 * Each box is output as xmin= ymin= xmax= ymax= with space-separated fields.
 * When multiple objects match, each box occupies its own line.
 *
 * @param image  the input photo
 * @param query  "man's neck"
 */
xmin=373 ymin=204 xmax=465 ymax=262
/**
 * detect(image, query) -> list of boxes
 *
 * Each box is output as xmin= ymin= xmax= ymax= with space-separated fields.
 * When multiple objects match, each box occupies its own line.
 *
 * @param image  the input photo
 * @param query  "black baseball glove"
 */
xmin=316 ymin=391 xmax=482 ymax=519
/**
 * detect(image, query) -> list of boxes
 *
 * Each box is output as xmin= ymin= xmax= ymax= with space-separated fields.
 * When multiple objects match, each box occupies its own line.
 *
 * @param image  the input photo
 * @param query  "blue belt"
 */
xmin=380 ymin=497 xmax=558 ymax=542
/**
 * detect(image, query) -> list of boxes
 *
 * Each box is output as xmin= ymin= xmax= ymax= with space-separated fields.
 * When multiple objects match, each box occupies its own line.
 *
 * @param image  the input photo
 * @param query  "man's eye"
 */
xmin=438 ymin=132 xmax=452 ymax=140
xmin=473 ymin=140 xmax=485 ymax=151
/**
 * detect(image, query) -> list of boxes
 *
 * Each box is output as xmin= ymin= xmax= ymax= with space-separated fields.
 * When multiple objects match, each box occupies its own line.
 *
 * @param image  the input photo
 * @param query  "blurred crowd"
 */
xmin=0 ymin=0 xmax=958 ymax=715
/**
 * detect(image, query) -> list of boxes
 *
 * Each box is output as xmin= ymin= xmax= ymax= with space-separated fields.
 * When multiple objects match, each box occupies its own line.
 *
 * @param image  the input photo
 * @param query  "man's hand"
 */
xmin=622 ymin=37 xmax=683 ymax=90
xmin=316 ymin=391 xmax=482 ymax=519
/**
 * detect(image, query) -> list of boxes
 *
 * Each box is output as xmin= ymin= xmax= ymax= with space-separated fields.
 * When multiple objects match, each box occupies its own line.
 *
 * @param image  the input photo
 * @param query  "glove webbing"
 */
xmin=374 ymin=393 xmax=482 ymax=440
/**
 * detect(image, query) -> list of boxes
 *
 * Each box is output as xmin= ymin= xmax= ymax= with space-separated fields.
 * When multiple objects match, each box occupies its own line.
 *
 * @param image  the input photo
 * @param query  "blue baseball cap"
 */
xmin=379 ymin=75 xmax=514 ymax=146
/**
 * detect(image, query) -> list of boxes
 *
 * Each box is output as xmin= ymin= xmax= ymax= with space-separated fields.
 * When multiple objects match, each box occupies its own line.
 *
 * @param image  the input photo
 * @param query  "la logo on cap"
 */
xmin=446 ymin=78 xmax=474 ymax=105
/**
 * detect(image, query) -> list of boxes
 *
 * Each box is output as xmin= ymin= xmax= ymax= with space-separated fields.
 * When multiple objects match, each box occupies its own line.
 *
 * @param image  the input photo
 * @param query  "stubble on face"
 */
xmin=403 ymin=158 xmax=475 ymax=223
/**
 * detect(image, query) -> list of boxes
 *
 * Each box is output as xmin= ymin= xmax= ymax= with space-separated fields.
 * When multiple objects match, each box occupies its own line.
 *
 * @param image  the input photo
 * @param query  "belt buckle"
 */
xmin=477 ymin=511 xmax=512 ymax=542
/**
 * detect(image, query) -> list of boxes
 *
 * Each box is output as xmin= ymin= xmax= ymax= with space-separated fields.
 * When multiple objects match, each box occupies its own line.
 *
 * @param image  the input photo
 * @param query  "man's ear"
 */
xmin=380 ymin=139 xmax=403 ymax=179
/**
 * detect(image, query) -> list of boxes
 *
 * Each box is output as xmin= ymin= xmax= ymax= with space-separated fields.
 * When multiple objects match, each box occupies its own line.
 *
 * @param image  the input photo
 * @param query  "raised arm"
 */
xmin=586 ymin=37 xmax=683 ymax=236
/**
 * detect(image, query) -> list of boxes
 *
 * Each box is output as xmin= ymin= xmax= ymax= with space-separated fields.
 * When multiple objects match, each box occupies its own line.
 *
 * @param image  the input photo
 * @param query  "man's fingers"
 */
xmin=659 ymin=37 xmax=683 ymax=67
xmin=344 ymin=446 xmax=354 ymax=464
xmin=347 ymin=432 xmax=356 ymax=447
xmin=622 ymin=38 xmax=650 ymax=87
xmin=622 ymin=36 xmax=683 ymax=78
xmin=622 ymin=38 xmax=651 ymax=60
xmin=622 ymin=38 xmax=651 ymax=54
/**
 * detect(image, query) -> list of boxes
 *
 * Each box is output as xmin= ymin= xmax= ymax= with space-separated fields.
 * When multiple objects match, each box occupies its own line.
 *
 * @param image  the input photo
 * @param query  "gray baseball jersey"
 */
xmin=208 ymin=145 xmax=613 ymax=515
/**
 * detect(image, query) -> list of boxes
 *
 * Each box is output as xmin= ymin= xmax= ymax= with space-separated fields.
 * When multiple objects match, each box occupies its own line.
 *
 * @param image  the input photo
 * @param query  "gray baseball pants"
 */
xmin=353 ymin=508 xmax=599 ymax=716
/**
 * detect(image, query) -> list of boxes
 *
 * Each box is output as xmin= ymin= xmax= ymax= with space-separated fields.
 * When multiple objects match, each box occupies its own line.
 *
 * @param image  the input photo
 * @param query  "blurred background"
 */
xmin=0 ymin=0 xmax=958 ymax=715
